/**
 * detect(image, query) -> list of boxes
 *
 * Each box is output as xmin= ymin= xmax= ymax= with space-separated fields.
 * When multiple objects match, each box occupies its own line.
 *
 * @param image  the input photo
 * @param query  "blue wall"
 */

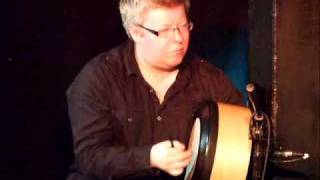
xmin=191 ymin=27 xmax=249 ymax=102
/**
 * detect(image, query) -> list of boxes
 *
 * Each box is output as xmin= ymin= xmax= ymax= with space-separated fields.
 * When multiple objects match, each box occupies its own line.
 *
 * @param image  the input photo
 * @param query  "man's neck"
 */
xmin=135 ymin=49 xmax=179 ymax=104
xmin=135 ymin=45 xmax=179 ymax=80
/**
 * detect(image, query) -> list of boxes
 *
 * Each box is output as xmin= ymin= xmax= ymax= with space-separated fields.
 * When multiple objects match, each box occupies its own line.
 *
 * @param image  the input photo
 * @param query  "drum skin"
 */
xmin=185 ymin=101 xmax=252 ymax=180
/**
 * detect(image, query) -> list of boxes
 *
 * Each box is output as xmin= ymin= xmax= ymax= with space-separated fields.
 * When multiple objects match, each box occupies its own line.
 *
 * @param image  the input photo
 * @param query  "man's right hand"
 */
xmin=150 ymin=140 xmax=192 ymax=176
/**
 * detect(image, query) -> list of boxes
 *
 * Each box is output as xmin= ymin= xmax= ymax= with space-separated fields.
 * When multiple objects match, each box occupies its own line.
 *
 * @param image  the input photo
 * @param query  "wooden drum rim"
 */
xmin=192 ymin=101 xmax=219 ymax=180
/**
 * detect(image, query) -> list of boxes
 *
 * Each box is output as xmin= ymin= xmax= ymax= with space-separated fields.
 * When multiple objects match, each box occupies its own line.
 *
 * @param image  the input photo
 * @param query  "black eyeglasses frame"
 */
xmin=136 ymin=22 xmax=193 ymax=37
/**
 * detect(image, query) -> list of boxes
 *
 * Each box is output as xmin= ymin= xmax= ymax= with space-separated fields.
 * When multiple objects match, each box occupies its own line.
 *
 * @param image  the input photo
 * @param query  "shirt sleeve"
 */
xmin=198 ymin=60 xmax=244 ymax=105
xmin=66 ymin=57 xmax=153 ymax=179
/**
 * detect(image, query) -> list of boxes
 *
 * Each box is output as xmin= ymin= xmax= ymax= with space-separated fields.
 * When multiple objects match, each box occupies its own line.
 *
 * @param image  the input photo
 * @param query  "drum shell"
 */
xmin=185 ymin=102 xmax=252 ymax=180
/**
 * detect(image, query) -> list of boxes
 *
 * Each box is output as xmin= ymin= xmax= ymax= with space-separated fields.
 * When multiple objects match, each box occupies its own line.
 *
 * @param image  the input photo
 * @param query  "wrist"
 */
xmin=150 ymin=145 xmax=157 ymax=168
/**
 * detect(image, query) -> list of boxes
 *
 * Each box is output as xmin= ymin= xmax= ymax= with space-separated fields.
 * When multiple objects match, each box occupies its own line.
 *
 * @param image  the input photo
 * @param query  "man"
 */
xmin=66 ymin=0 xmax=243 ymax=179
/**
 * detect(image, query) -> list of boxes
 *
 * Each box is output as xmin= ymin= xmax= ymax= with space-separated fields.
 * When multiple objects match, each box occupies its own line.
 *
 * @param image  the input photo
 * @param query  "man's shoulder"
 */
xmin=88 ymin=42 xmax=128 ymax=69
xmin=67 ymin=42 xmax=130 ymax=96
xmin=189 ymin=54 xmax=224 ymax=77
xmin=80 ymin=41 xmax=131 ymax=78
xmin=188 ymin=54 xmax=244 ymax=105
xmin=71 ymin=42 xmax=130 ymax=85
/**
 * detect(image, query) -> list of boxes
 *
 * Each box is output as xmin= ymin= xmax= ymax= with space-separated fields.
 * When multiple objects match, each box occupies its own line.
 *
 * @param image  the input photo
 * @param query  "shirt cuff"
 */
xmin=134 ymin=145 xmax=153 ymax=171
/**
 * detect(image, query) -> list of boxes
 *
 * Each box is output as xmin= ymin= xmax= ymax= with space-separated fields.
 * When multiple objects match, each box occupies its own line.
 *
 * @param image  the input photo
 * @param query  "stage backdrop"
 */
xmin=275 ymin=0 xmax=320 ymax=179
xmin=249 ymin=0 xmax=320 ymax=179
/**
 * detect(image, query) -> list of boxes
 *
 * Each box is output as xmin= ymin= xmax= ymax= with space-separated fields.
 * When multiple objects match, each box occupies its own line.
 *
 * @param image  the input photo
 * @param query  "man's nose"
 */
xmin=172 ymin=28 xmax=183 ymax=43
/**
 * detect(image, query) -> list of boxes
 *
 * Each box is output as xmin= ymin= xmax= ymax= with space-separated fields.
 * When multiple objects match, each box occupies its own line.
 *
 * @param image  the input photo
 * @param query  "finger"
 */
xmin=168 ymin=150 xmax=192 ymax=168
xmin=170 ymin=155 xmax=192 ymax=169
xmin=167 ymin=168 xmax=184 ymax=176
xmin=165 ymin=151 xmax=192 ymax=169
xmin=168 ymin=149 xmax=192 ymax=162
xmin=172 ymin=140 xmax=186 ymax=150
xmin=160 ymin=140 xmax=174 ymax=148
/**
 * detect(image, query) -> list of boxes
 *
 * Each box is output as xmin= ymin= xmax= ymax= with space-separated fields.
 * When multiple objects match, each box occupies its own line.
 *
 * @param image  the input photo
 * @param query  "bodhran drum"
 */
xmin=185 ymin=101 xmax=252 ymax=180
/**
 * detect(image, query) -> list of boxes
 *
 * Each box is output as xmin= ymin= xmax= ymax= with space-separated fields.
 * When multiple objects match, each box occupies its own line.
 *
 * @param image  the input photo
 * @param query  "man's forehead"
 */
xmin=145 ymin=0 xmax=185 ymax=8
xmin=142 ymin=5 xmax=187 ymax=25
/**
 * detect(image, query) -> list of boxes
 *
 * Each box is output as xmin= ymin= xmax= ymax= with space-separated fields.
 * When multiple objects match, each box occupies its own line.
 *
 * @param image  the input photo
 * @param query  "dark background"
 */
xmin=273 ymin=0 xmax=320 ymax=179
xmin=249 ymin=0 xmax=320 ymax=179
xmin=3 ymin=0 xmax=319 ymax=179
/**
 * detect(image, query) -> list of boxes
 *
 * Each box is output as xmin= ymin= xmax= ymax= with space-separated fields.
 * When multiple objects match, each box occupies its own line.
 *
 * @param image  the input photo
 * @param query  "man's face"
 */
xmin=135 ymin=4 xmax=190 ymax=72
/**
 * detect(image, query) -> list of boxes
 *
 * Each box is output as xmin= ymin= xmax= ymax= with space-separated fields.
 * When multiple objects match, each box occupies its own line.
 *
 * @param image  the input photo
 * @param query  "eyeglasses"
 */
xmin=136 ymin=22 xmax=193 ymax=38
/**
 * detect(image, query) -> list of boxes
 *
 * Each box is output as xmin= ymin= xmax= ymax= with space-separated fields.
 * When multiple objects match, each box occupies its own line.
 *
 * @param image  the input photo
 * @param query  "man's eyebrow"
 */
xmin=158 ymin=23 xmax=171 ymax=28
xmin=159 ymin=22 xmax=189 ymax=28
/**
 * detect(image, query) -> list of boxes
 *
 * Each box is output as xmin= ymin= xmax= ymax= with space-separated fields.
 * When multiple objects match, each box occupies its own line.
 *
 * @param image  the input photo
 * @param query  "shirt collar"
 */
xmin=170 ymin=52 xmax=192 ymax=91
xmin=123 ymin=40 xmax=139 ymax=76
xmin=122 ymin=39 xmax=193 ymax=83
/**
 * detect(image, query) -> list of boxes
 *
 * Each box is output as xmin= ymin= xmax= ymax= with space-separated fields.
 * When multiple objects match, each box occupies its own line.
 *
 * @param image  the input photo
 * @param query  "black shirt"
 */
xmin=66 ymin=40 xmax=243 ymax=180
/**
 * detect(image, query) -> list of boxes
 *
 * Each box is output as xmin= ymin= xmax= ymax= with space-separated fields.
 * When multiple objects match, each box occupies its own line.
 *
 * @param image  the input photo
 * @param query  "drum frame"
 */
xmin=185 ymin=101 xmax=252 ymax=180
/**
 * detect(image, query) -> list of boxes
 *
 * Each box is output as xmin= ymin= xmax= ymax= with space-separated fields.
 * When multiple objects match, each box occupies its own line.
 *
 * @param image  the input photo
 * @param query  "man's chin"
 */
xmin=165 ymin=58 xmax=184 ymax=71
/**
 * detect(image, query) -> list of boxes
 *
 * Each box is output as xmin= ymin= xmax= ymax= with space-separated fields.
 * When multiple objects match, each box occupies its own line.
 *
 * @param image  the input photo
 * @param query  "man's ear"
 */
xmin=129 ymin=26 xmax=144 ymax=43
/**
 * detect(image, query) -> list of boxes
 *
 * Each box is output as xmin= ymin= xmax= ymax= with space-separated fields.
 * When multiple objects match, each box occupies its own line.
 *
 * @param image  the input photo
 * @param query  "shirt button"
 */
xmin=156 ymin=116 xmax=162 ymax=121
xmin=128 ymin=118 xmax=133 ymax=122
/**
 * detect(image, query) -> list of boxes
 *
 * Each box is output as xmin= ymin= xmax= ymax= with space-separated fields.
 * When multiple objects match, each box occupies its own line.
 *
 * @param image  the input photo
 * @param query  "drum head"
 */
xmin=184 ymin=117 xmax=200 ymax=180
xmin=185 ymin=101 xmax=219 ymax=180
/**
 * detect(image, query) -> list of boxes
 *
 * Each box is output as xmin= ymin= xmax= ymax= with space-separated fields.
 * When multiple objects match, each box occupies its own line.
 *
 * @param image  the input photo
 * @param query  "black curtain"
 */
xmin=249 ymin=0 xmax=320 ymax=179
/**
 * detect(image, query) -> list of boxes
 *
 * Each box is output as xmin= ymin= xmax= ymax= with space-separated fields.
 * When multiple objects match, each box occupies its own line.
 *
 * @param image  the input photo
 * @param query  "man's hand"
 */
xmin=150 ymin=140 xmax=192 ymax=176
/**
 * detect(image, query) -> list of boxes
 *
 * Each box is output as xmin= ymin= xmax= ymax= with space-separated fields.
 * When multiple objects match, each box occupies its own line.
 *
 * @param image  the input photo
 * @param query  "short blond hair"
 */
xmin=119 ymin=0 xmax=190 ymax=38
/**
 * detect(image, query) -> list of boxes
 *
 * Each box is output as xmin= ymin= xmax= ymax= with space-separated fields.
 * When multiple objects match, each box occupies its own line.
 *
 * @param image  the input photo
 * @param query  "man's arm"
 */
xmin=198 ymin=60 xmax=244 ymax=105
xmin=66 ymin=61 xmax=152 ymax=178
